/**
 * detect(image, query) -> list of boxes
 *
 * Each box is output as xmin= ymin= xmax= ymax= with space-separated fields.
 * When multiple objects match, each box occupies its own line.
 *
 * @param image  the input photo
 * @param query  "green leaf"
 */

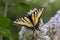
xmin=0 ymin=28 xmax=11 ymax=37
xmin=0 ymin=13 xmax=12 ymax=37
xmin=0 ymin=13 xmax=11 ymax=28
xmin=19 ymin=2 xmax=32 ymax=12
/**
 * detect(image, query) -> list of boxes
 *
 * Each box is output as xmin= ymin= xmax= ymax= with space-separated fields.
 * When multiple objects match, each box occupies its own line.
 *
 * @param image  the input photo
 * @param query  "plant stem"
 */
xmin=4 ymin=0 xmax=8 ymax=17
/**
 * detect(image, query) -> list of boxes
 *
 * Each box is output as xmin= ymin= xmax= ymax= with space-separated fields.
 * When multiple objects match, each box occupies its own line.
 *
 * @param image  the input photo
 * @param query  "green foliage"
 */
xmin=0 ymin=0 xmax=3 ymax=8
xmin=0 ymin=13 xmax=11 ymax=38
xmin=19 ymin=2 xmax=32 ymax=12
xmin=0 ymin=2 xmax=3 ymax=8
xmin=0 ymin=13 xmax=11 ymax=28
xmin=0 ymin=28 xmax=11 ymax=37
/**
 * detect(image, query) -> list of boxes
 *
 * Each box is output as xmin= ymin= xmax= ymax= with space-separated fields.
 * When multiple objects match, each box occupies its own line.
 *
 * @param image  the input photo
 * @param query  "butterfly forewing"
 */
xmin=31 ymin=8 xmax=44 ymax=26
xmin=14 ymin=17 xmax=33 ymax=27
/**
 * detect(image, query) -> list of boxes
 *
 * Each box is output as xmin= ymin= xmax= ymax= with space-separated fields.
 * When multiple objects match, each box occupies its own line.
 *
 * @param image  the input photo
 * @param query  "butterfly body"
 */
xmin=13 ymin=8 xmax=44 ymax=30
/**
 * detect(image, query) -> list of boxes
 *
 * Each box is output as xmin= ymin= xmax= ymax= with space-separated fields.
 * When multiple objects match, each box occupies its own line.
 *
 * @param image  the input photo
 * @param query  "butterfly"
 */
xmin=13 ymin=8 xmax=44 ymax=30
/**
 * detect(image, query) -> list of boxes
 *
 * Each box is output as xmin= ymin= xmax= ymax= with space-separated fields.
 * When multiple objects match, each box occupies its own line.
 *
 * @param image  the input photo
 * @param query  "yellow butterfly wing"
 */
xmin=14 ymin=17 xmax=33 ymax=27
xmin=32 ymin=8 xmax=44 ymax=26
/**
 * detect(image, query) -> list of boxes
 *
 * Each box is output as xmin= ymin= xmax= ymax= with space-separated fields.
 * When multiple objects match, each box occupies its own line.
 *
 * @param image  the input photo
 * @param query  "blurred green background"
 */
xmin=0 ymin=0 xmax=60 ymax=40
